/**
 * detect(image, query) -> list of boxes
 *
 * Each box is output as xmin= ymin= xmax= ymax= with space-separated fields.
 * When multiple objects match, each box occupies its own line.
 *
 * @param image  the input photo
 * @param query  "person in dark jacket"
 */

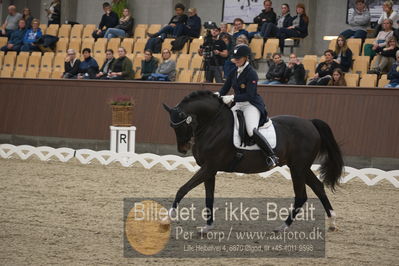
xmin=386 ymin=50 xmax=399 ymax=87
xmin=232 ymin=18 xmax=249 ymax=42
xmin=333 ymin=35 xmax=353 ymax=72
xmin=147 ymin=3 xmax=188 ymax=39
xmin=78 ymin=48 xmax=99 ymax=79
xmin=308 ymin=49 xmax=340 ymax=85
xmin=46 ymin=0 xmax=61 ymax=25
xmin=92 ymin=2 xmax=119 ymax=40
xmin=96 ymin=49 xmax=115 ymax=79
xmin=259 ymin=3 xmax=293 ymax=38
xmin=104 ymin=8 xmax=134 ymax=38
xmin=108 ymin=47 xmax=134 ymax=80
xmin=277 ymin=3 xmax=309 ymax=53
xmin=20 ymin=19 xmax=42 ymax=52
xmin=253 ymin=0 xmax=277 ymax=33
xmin=262 ymin=53 xmax=286 ymax=84
xmin=141 ymin=49 xmax=159 ymax=80
xmin=173 ymin=8 xmax=201 ymax=38
xmin=1 ymin=19 xmax=26 ymax=52
xmin=218 ymin=44 xmax=279 ymax=168
xmin=22 ymin=8 xmax=34 ymax=29
xmin=284 ymin=53 xmax=306 ymax=85
xmin=369 ymin=36 xmax=398 ymax=74
xmin=63 ymin=49 xmax=81 ymax=79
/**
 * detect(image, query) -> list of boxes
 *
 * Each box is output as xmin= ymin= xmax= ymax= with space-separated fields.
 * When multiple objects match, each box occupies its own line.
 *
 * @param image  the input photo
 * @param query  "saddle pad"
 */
xmin=232 ymin=109 xmax=277 ymax=150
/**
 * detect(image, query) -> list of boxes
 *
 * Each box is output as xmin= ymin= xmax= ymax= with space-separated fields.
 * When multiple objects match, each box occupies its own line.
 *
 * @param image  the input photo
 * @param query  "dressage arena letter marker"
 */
xmin=110 ymin=126 xmax=136 ymax=153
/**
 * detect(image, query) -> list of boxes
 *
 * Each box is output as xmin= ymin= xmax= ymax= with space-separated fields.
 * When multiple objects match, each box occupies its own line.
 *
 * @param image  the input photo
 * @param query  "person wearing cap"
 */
xmin=198 ymin=25 xmax=228 ymax=83
xmin=218 ymin=45 xmax=279 ymax=168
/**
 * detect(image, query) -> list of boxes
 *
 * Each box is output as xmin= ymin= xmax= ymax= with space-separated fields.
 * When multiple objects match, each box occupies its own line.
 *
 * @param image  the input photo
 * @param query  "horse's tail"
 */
xmin=311 ymin=119 xmax=344 ymax=192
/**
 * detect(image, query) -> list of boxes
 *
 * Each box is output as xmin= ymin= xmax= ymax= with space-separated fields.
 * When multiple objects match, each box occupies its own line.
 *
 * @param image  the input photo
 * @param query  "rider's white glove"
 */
xmin=221 ymin=95 xmax=234 ymax=105
xmin=214 ymin=92 xmax=220 ymax=97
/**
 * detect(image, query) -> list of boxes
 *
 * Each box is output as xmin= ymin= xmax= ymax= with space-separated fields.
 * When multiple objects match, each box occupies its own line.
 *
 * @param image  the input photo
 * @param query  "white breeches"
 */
xmin=231 ymin=101 xmax=260 ymax=137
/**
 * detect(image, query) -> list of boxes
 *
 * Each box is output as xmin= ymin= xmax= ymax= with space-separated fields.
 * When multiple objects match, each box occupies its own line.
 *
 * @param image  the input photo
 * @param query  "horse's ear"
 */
xmin=162 ymin=103 xmax=172 ymax=113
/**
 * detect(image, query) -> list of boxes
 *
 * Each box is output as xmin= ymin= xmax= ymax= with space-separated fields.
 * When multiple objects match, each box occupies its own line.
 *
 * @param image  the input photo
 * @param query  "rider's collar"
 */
xmin=237 ymin=61 xmax=249 ymax=76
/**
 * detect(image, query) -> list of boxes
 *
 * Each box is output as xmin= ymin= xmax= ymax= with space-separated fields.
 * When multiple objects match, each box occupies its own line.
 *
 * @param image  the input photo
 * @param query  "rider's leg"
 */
xmin=241 ymin=103 xmax=260 ymax=137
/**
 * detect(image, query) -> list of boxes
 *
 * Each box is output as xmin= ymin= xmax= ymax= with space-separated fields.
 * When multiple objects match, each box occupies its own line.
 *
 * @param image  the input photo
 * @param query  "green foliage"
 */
xmin=112 ymin=0 xmax=128 ymax=17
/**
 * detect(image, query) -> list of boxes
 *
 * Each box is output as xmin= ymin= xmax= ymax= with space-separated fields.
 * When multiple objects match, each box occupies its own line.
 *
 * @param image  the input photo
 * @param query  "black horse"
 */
xmin=163 ymin=90 xmax=343 ymax=231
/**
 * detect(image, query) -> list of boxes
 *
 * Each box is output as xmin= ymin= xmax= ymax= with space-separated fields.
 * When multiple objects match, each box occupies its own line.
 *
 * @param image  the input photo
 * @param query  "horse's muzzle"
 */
xmin=178 ymin=142 xmax=191 ymax=154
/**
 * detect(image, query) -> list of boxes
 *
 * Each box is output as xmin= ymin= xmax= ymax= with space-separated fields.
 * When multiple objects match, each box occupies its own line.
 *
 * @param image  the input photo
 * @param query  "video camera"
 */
xmin=200 ymin=21 xmax=218 ymax=60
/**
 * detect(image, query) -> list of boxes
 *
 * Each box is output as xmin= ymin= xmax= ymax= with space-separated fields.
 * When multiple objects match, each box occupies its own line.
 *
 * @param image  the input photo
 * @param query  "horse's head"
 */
xmin=163 ymin=103 xmax=193 ymax=154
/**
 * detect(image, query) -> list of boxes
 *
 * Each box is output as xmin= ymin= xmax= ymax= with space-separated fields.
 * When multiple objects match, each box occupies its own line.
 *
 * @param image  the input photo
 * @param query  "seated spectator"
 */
xmin=220 ymin=23 xmax=230 ymax=35
xmin=77 ymin=48 xmax=99 ymax=79
xmin=307 ymin=49 xmax=340 ymax=85
xmin=364 ymin=19 xmax=394 ymax=58
xmin=327 ymin=68 xmax=347 ymax=86
xmin=63 ymin=49 xmax=81 ymax=79
xmin=231 ymin=18 xmax=249 ymax=42
xmin=46 ymin=0 xmax=61 ymax=25
xmin=92 ymin=2 xmax=119 ymax=40
xmin=221 ymin=32 xmax=235 ymax=79
xmin=375 ymin=1 xmax=399 ymax=36
xmin=277 ymin=3 xmax=309 ymax=54
xmin=1 ymin=19 xmax=26 ymax=52
xmin=262 ymin=53 xmax=286 ymax=84
xmin=149 ymin=48 xmax=176 ymax=81
xmin=174 ymin=8 xmax=201 ymax=38
xmin=333 ymin=36 xmax=353 ymax=72
xmin=369 ymin=36 xmax=398 ymax=74
xmin=256 ymin=3 xmax=292 ymax=39
xmin=96 ymin=49 xmax=115 ymax=79
xmin=147 ymin=3 xmax=188 ymax=39
xmin=141 ymin=49 xmax=159 ymax=80
xmin=284 ymin=53 xmax=306 ymax=85
xmin=22 ymin=8 xmax=34 ymax=29
xmin=1 ymin=5 xmax=23 ymax=38
xmin=108 ymin=47 xmax=134 ymax=80
xmin=386 ymin=50 xmax=399 ymax=88
xmin=20 ymin=19 xmax=42 ymax=52
xmin=251 ymin=0 xmax=277 ymax=38
xmin=104 ymin=8 xmax=134 ymax=39
xmin=340 ymin=0 xmax=370 ymax=39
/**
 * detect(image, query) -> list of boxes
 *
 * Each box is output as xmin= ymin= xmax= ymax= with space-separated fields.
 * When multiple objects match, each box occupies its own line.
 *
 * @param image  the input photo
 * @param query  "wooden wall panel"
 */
xmin=0 ymin=78 xmax=398 ymax=158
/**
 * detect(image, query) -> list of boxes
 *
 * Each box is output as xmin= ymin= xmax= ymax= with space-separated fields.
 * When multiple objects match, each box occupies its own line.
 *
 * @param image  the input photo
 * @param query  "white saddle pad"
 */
xmin=232 ymin=110 xmax=277 ymax=150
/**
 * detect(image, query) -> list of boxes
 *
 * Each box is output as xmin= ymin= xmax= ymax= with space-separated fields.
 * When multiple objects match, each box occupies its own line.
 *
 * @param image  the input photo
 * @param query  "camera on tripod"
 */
xmin=200 ymin=22 xmax=218 ymax=60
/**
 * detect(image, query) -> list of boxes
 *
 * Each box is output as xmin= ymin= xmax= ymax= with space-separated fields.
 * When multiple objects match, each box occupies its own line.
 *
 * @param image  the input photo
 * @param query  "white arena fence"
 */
xmin=0 ymin=144 xmax=398 ymax=188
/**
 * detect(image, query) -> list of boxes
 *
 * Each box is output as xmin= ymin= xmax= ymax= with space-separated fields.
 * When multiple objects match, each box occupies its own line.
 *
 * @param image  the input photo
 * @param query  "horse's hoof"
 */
xmin=159 ymin=223 xmax=170 ymax=232
xmin=328 ymin=226 xmax=339 ymax=232
xmin=159 ymin=216 xmax=171 ymax=225
xmin=197 ymin=224 xmax=214 ymax=235
xmin=273 ymin=223 xmax=289 ymax=233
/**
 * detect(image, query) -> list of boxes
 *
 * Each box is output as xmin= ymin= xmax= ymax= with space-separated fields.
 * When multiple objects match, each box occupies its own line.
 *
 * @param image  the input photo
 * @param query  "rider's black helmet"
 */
xmin=232 ymin=44 xmax=251 ymax=59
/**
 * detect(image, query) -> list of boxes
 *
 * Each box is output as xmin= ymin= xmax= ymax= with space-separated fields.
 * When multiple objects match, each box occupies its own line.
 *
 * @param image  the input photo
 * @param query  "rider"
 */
xmin=218 ymin=44 xmax=279 ymax=168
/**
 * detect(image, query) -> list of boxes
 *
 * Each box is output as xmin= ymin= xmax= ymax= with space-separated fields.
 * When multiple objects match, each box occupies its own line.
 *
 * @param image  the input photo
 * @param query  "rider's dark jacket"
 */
xmin=219 ymin=63 xmax=268 ymax=126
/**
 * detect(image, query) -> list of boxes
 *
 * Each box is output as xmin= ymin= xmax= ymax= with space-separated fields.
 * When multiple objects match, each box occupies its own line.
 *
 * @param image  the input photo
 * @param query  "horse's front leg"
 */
xmin=199 ymin=174 xmax=216 ymax=233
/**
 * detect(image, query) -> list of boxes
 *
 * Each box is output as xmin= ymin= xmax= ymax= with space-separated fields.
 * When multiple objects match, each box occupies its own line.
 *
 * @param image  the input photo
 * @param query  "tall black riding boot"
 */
xmin=252 ymin=128 xmax=279 ymax=168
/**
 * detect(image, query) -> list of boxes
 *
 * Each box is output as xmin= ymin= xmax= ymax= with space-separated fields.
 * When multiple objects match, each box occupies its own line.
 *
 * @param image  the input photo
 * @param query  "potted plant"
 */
xmin=110 ymin=96 xmax=134 ymax=127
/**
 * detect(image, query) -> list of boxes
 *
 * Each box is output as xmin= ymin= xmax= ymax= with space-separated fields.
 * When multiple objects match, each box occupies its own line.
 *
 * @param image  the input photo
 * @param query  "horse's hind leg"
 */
xmin=305 ymin=168 xmax=337 ymax=231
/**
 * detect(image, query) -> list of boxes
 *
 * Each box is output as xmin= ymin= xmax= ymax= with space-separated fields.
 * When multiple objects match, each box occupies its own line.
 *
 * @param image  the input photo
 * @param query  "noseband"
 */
xmin=170 ymin=107 xmax=192 ymax=128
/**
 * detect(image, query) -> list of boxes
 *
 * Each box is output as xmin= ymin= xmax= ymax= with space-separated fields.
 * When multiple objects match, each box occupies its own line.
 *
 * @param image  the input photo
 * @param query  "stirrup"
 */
xmin=266 ymin=156 xmax=279 ymax=168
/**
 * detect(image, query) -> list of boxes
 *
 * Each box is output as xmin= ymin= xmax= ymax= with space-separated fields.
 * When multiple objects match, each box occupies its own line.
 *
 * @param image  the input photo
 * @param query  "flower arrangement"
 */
xmin=110 ymin=96 xmax=134 ymax=106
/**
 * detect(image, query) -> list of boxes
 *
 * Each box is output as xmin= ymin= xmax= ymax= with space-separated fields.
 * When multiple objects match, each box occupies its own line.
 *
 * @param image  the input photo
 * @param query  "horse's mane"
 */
xmin=179 ymin=90 xmax=221 ymax=106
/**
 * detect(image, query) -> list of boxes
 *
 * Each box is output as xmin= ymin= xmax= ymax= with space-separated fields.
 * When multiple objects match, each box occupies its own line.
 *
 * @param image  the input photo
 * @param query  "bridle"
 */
xmin=169 ymin=107 xmax=192 ymax=128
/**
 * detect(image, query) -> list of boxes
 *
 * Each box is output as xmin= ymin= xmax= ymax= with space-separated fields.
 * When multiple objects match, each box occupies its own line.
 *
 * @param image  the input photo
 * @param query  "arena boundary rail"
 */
xmin=1 ymin=144 xmax=398 ymax=188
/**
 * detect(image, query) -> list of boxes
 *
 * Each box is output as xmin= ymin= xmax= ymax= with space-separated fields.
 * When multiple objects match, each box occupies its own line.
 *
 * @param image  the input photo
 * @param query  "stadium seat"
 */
xmin=192 ymin=70 xmax=205 ymax=82
xmin=378 ymin=74 xmax=389 ymax=88
xmin=0 ymin=69 xmax=12 ymax=77
xmin=189 ymin=38 xmax=202 ymax=54
xmin=53 ymin=53 xmax=66 ymax=72
xmin=93 ymin=38 xmax=108 ymax=54
xmin=147 ymin=24 xmax=161 ymax=35
xmin=135 ymin=24 xmax=149 ymax=30
xmin=39 ymin=24 xmax=47 ymax=34
xmin=263 ymin=39 xmax=279 ymax=58
xmin=181 ymin=41 xmax=190 ymax=54
xmin=249 ymin=38 xmax=264 ymax=60
xmin=25 ymin=69 xmax=38 ymax=78
xmin=344 ymin=73 xmax=360 ymax=87
xmin=68 ymin=38 xmax=82 ymax=53
xmin=302 ymin=56 xmax=317 ymax=78
xmin=94 ymin=54 xmax=105 ymax=65
xmin=46 ymin=24 xmax=59 ymax=36
xmin=177 ymin=69 xmax=193 ymax=82
xmin=133 ymin=53 xmax=144 ymax=70
xmin=134 ymin=68 xmax=142 ymax=79
xmin=82 ymin=24 xmax=96 ymax=39
xmin=153 ymin=53 xmax=162 ymax=62
xmin=190 ymin=54 xmax=203 ymax=69
xmin=81 ymin=38 xmax=95 ymax=51
xmin=359 ymin=74 xmax=377 ymax=87
xmin=347 ymin=38 xmax=362 ymax=57
xmin=162 ymin=38 xmax=174 ymax=51
xmin=40 ymin=53 xmax=55 ymax=72
xmin=245 ymin=24 xmax=258 ymax=33
xmin=38 ymin=70 xmax=51 ymax=79
xmin=15 ymin=53 xmax=29 ymax=72
xmin=58 ymin=24 xmax=71 ymax=38
xmin=352 ymin=56 xmax=370 ymax=76
xmin=70 ymin=24 xmax=84 ymax=39
xmin=107 ymin=38 xmax=121 ymax=55
xmin=3 ymin=52 xmax=17 ymax=69
xmin=12 ymin=70 xmax=25 ymax=78
xmin=0 ymin=37 xmax=7 ymax=48
xmin=0 ymin=53 xmax=4 ymax=68
xmin=176 ymin=54 xmax=191 ymax=70
xmin=328 ymin=38 xmax=337 ymax=51
xmin=56 ymin=38 xmax=69 ymax=53
xmin=133 ymin=38 xmax=147 ymax=54
xmin=134 ymin=27 xmax=147 ymax=39
xmin=51 ymin=70 xmax=64 ymax=79
xmin=121 ymin=38 xmax=135 ymax=54
xmin=27 ymin=54 xmax=42 ymax=71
